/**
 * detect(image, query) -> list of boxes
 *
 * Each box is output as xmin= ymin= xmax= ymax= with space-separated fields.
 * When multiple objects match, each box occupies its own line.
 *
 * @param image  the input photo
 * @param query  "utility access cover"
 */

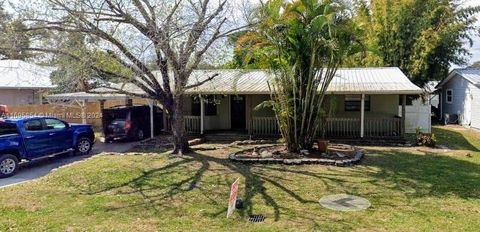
xmin=319 ymin=194 xmax=371 ymax=212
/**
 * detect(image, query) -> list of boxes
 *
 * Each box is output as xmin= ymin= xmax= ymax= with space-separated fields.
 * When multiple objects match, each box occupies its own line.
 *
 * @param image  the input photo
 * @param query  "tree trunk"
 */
xmin=170 ymin=94 xmax=190 ymax=155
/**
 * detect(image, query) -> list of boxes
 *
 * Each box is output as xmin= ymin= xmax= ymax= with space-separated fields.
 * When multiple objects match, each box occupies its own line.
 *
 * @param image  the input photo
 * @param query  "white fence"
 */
xmin=399 ymin=104 xmax=431 ymax=133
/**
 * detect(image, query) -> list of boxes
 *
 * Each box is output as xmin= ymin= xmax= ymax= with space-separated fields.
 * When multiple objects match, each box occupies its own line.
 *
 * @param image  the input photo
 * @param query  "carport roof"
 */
xmin=46 ymin=92 xmax=130 ymax=101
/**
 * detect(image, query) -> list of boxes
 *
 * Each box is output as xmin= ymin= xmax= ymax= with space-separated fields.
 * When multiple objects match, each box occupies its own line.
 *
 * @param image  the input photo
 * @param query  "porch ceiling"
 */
xmin=46 ymin=92 xmax=130 ymax=101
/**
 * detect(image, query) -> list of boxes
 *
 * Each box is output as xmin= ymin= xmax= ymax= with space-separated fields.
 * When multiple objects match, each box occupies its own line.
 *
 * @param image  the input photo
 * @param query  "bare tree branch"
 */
xmin=185 ymin=73 xmax=219 ymax=89
xmin=16 ymin=0 xmax=251 ymax=153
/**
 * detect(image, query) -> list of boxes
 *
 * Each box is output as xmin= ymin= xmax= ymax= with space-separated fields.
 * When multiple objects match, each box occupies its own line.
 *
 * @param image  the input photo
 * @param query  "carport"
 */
xmin=46 ymin=92 xmax=159 ymax=139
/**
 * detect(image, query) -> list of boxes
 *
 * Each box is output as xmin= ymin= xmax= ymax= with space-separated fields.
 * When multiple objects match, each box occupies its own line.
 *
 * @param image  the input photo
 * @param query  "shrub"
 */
xmin=416 ymin=127 xmax=436 ymax=147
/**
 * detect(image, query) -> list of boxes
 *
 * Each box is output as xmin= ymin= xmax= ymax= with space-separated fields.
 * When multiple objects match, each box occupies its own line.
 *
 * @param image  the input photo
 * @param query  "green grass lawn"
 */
xmin=1 ymin=126 xmax=479 ymax=231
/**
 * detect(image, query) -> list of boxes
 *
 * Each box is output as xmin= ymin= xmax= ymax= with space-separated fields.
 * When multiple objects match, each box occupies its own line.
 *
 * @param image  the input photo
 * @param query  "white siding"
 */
xmin=440 ymin=74 xmax=470 ymax=125
xmin=470 ymin=84 xmax=480 ymax=129
xmin=400 ymin=100 xmax=431 ymax=133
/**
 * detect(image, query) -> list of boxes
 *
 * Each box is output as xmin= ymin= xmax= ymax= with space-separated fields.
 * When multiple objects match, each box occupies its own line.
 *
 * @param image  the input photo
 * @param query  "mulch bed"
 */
xmin=229 ymin=144 xmax=364 ymax=166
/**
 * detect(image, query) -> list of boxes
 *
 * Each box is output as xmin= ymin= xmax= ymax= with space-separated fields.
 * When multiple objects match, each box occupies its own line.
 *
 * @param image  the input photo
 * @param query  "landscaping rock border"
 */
xmin=229 ymin=145 xmax=364 ymax=167
xmin=230 ymin=140 xmax=277 ymax=146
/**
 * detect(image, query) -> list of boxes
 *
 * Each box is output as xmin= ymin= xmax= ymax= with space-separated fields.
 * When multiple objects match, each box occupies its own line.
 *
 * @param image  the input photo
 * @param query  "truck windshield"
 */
xmin=0 ymin=122 xmax=18 ymax=136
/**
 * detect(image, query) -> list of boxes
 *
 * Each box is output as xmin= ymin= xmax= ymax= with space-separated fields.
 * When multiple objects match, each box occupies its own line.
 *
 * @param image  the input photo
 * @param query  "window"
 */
xmin=344 ymin=95 xmax=371 ymax=112
xmin=192 ymin=96 xmax=217 ymax=116
xmin=24 ymin=119 xmax=44 ymax=131
xmin=398 ymin=95 xmax=417 ymax=106
xmin=446 ymin=89 xmax=453 ymax=104
xmin=0 ymin=122 xmax=18 ymax=136
xmin=45 ymin=119 xmax=67 ymax=130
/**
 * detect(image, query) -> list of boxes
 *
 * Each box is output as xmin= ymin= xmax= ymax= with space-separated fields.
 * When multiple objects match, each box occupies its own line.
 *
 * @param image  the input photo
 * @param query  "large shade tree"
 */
xmin=256 ymin=0 xmax=361 ymax=152
xmin=346 ymin=0 xmax=480 ymax=85
xmin=0 ymin=3 xmax=33 ymax=60
xmin=17 ymin=0 xmax=249 ymax=154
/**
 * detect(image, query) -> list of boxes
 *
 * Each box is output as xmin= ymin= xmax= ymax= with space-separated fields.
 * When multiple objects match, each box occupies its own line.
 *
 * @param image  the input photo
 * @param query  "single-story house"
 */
xmin=88 ymin=67 xmax=427 ymax=139
xmin=436 ymin=68 xmax=480 ymax=129
xmin=0 ymin=60 xmax=55 ymax=106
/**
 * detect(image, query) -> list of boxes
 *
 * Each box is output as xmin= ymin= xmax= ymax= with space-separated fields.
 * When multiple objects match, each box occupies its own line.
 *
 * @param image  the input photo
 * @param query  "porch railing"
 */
xmin=251 ymin=117 xmax=280 ymax=136
xmin=365 ymin=118 xmax=402 ymax=138
xmin=323 ymin=117 xmax=402 ymax=138
xmin=184 ymin=116 xmax=201 ymax=134
xmin=323 ymin=118 xmax=361 ymax=138
xmin=185 ymin=115 xmax=402 ymax=138
xmin=251 ymin=116 xmax=402 ymax=138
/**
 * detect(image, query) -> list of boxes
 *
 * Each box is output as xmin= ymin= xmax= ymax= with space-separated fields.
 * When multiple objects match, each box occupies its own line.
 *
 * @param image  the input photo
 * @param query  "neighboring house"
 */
xmin=87 ymin=67 xmax=427 ymax=139
xmin=436 ymin=68 xmax=480 ymax=129
xmin=0 ymin=60 xmax=55 ymax=106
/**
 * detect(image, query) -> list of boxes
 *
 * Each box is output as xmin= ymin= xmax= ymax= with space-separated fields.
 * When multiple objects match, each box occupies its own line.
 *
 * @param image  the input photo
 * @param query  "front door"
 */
xmin=231 ymin=95 xmax=246 ymax=130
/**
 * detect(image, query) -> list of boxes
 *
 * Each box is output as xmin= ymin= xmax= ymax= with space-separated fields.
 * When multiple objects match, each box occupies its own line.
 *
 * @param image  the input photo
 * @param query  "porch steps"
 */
xmin=203 ymin=132 xmax=251 ymax=142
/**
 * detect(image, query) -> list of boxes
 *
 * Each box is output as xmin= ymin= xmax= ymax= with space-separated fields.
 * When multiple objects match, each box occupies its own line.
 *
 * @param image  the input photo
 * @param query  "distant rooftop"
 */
xmin=453 ymin=68 xmax=480 ymax=85
xmin=0 ymin=60 xmax=55 ymax=89
xmin=437 ymin=68 xmax=480 ymax=88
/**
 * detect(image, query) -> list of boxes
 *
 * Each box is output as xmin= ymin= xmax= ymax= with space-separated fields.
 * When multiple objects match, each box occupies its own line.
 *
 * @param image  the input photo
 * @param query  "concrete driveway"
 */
xmin=0 ymin=141 xmax=137 ymax=188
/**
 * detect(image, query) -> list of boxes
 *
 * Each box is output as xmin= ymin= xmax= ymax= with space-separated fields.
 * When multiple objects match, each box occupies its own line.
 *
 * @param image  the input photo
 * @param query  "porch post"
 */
xmin=200 ymin=96 xmax=205 ymax=135
xmin=439 ymin=92 xmax=443 ymax=121
xmin=148 ymin=99 xmax=154 ymax=139
xmin=80 ymin=100 xmax=87 ymax=124
xmin=99 ymin=100 xmax=106 ymax=111
xmin=163 ymin=107 xmax=168 ymax=132
xmin=360 ymin=94 xmax=365 ymax=138
xmin=401 ymin=94 xmax=406 ymax=137
xmin=125 ymin=98 xmax=133 ymax=106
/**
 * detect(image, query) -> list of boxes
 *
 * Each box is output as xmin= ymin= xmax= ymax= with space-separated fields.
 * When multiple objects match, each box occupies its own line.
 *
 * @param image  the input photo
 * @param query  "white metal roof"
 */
xmin=327 ymin=67 xmax=422 ymax=94
xmin=0 ymin=60 xmax=55 ymax=89
xmin=95 ymin=67 xmax=422 ymax=95
xmin=437 ymin=68 xmax=480 ymax=89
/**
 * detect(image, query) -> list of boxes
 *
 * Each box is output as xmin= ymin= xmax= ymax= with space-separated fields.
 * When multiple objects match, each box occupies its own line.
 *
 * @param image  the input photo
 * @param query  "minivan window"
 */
xmin=111 ymin=119 xmax=126 ymax=127
xmin=25 ymin=119 xmax=44 ymax=131
xmin=0 ymin=122 xmax=18 ymax=136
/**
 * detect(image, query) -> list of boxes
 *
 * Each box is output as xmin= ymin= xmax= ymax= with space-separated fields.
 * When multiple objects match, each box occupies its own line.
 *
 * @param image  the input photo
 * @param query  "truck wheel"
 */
xmin=136 ymin=129 xmax=145 ymax=141
xmin=0 ymin=154 xmax=19 ymax=178
xmin=76 ymin=137 xmax=93 ymax=156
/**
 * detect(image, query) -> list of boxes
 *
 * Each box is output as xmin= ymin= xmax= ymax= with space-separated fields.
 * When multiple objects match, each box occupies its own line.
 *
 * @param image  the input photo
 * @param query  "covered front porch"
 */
xmin=183 ymin=94 xmax=409 ymax=139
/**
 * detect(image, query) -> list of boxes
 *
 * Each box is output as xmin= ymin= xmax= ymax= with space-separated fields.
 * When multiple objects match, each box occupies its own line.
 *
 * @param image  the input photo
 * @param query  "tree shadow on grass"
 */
xmin=74 ymin=145 xmax=480 ymax=227
xmin=433 ymin=127 xmax=480 ymax=151
xmin=78 ymin=150 xmax=356 ymax=226
xmin=361 ymin=149 xmax=480 ymax=199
